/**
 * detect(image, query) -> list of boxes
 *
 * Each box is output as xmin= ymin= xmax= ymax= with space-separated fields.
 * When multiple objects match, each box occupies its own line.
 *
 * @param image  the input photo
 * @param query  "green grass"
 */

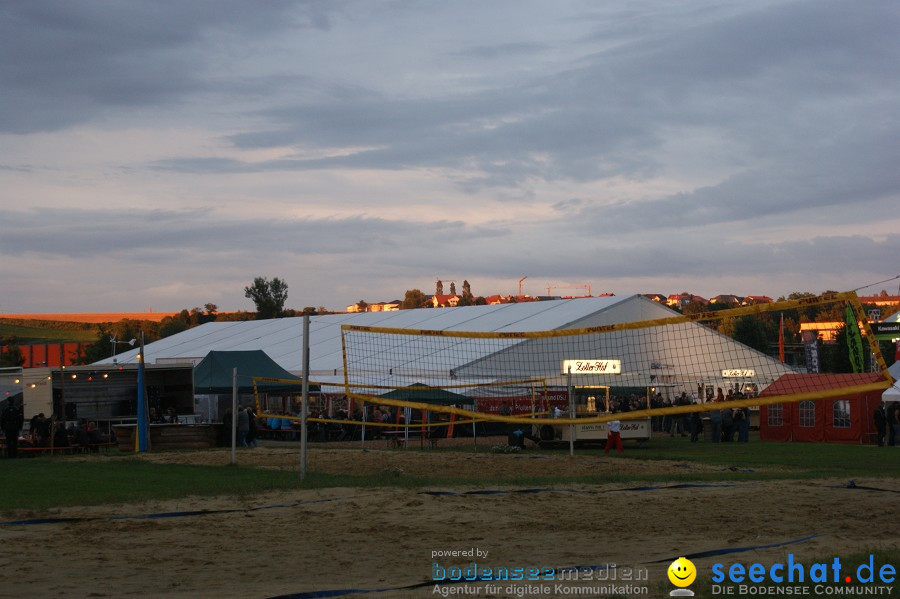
xmin=0 ymin=321 xmax=98 ymax=343
xmin=584 ymin=434 xmax=900 ymax=479
xmin=0 ymin=458 xmax=304 ymax=511
xmin=1 ymin=435 xmax=898 ymax=512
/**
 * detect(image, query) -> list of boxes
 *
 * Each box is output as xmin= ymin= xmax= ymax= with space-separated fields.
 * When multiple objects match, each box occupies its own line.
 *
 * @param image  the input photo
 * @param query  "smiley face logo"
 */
xmin=667 ymin=556 xmax=696 ymax=587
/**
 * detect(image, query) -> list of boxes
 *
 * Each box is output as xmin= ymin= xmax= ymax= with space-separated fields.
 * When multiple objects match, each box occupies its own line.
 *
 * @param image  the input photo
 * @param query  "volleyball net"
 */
xmin=340 ymin=291 xmax=892 ymax=426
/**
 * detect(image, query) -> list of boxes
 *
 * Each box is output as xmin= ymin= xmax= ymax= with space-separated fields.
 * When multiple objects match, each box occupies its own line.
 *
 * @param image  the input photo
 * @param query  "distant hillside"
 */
xmin=0 ymin=319 xmax=100 ymax=344
xmin=0 ymin=312 xmax=177 ymax=324
xmin=0 ymin=313 xmax=176 ymax=344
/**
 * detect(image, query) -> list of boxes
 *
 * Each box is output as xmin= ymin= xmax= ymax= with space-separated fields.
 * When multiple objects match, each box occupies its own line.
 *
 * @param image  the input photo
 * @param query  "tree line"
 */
xmin=1 ymin=284 xmax=896 ymax=371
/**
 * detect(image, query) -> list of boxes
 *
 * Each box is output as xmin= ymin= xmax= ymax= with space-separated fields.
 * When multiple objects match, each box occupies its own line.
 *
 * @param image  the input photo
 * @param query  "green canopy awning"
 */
xmin=193 ymin=350 xmax=312 ymax=394
xmin=378 ymin=383 xmax=470 ymax=406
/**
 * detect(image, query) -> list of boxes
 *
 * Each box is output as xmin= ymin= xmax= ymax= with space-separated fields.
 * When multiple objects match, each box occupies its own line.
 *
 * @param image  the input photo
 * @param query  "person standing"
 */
xmin=873 ymin=401 xmax=887 ymax=447
xmin=245 ymin=407 xmax=258 ymax=448
xmin=721 ymin=406 xmax=735 ymax=442
xmin=736 ymin=405 xmax=751 ymax=443
xmin=605 ymin=413 xmax=624 ymax=455
xmin=2 ymin=400 xmax=24 ymax=458
xmin=887 ymin=402 xmax=899 ymax=447
xmin=689 ymin=409 xmax=702 ymax=443
xmin=709 ymin=407 xmax=722 ymax=443
xmin=236 ymin=406 xmax=250 ymax=447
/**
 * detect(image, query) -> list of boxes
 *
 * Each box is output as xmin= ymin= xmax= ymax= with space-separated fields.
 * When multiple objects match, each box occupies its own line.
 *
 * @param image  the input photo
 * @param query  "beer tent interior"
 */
xmin=759 ymin=372 xmax=886 ymax=444
xmin=193 ymin=350 xmax=310 ymax=418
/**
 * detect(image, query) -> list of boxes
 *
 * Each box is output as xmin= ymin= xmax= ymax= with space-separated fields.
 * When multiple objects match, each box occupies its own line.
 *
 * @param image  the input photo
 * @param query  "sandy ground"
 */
xmin=1 ymin=442 xmax=897 ymax=599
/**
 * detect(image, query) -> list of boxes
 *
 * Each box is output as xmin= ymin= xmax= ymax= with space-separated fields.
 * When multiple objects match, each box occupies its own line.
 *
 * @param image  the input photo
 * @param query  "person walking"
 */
xmin=605 ymin=412 xmax=624 ymax=455
xmin=873 ymin=401 xmax=887 ymax=447
xmin=2 ymin=400 xmax=24 ymax=458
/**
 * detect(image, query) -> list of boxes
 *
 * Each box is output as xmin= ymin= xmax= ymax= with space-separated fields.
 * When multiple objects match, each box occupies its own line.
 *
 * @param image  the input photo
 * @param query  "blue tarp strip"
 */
xmin=0 ymin=496 xmax=348 ymax=526
xmin=423 ymin=483 xmax=736 ymax=497
xmin=830 ymin=480 xmax=900 ymax=493
xmin=651 ymin=534 xmax=819 ymax=562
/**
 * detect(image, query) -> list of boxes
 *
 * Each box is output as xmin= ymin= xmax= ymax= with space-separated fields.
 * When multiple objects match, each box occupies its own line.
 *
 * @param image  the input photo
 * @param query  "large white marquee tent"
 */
xmin=96 ymin=295 xmax=796 ymax=398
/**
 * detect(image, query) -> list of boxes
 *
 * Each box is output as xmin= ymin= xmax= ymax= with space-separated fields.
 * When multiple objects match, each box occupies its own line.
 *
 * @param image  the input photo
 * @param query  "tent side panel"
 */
xmin=823 ymin=396 xmax=862 ymax=444
xmin=789 ymin=399 xmax=824 ymax=443
xmin=759 ymin=404 xmax=792 ymax=442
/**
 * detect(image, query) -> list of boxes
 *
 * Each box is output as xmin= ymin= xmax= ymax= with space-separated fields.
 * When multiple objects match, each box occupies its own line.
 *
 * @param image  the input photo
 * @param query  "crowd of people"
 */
xmin=645 ymin=388 xmax=753 ymax=443
xmin=1 ymin=400 xmax=111 ymax=457
xmin=221 ymin=403 xmax=443 ymax=447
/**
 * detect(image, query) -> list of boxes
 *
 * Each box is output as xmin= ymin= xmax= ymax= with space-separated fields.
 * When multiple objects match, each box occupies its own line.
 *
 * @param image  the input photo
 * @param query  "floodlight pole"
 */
xmin=231 ymin=367 xmax=237 ymax=465
xmin=567 ymin=366 xmax=574 ymax=457
xmin=300 ymin=314 xmax=310 ymax=481
xmin=360 ymin=402 xmax=367 ymax=450
xmin=472 ymin=398 xmax=477 ymax=451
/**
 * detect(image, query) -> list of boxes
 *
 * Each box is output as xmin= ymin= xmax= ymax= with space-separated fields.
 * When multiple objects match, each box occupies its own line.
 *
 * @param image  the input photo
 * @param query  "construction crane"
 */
xmin=518 ymin=276 xmax=528 ymax=296
xmin=546 ymin=283 xmax=592 ymax=297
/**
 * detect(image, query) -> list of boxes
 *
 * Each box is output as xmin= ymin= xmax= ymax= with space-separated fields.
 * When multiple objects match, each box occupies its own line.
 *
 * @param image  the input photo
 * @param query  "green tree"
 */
xmin=458 ymin=279 xmax=474 ymax=306
xmin=0 ymin=336 xmax=25 ymax=367
xmin=244 ymin=277 xmax=289 ymax=319
xmin=820 ymin=325 xmax=854 ymax=373
xmin=682 ymin=301 xmax=707 ymax=317
xmin=401 ymin=289 xmax=427 ymax=309
xmin=77 ymin=320 xmax=157 ymax=364
xmin=159 ymin=310 xmax=192 ymax=338
xmin=732 ymin=315 xmax=770 ymax=354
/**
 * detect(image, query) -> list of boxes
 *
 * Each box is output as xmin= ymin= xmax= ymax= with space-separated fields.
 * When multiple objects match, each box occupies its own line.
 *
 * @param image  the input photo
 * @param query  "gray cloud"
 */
xmin=1 ymin=0 xmax=898 ymax=311
xmin=139 ymin=0 xmax=900 ymax=205
xmin=0 ymin=207 xmax=483 ymax=259
xmin=0 ymin=1 xmax=333 ymax=133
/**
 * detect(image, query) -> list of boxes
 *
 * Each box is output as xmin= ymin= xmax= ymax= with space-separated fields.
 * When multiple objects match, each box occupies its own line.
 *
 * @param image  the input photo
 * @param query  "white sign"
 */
xmin=722 ymin=369 xmax=756 ymax=378
xmin=561 ymin=359 xmax=622 ymax=374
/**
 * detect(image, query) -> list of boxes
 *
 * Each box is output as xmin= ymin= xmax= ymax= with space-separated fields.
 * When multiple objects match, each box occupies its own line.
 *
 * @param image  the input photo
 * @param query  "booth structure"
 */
xmin=192 ymin=350 xmax=305 ymax=422
xmin=759 ymin=373 xmax=886 ymax=444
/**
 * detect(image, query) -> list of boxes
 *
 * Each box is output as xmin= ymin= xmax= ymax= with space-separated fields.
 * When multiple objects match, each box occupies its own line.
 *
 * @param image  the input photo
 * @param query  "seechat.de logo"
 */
xmin=668 ymin=557 xmax=696 ymax=597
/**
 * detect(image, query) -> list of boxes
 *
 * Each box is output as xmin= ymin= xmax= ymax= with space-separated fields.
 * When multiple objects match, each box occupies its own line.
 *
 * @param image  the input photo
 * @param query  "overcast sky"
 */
xmin=1 ymin=0 xmax=898 ymax=314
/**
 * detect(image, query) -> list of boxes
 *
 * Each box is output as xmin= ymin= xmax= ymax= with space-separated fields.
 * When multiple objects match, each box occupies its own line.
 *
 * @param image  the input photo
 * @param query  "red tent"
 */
xmin=758 ymin=373 xmax=885 ymax=444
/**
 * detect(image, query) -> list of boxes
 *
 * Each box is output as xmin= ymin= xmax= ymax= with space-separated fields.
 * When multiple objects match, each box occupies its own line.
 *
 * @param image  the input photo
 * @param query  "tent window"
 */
xmin=799 ymin=400 xmax=815 ymax=428
xmin=767 ymin=404 xmax=783 ymax=426
xmin=832 ymin=400 xmax=850 ymax=428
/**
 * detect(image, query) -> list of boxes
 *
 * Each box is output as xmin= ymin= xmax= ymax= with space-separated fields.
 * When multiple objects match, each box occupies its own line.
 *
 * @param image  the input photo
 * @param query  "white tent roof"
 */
xmin=884 ymin=361 xmax=900 ymax=402
xmin=95 ymin=295 xmax=796 ymax=394
xmin=95 ymin=295 xmax=649 ymax=373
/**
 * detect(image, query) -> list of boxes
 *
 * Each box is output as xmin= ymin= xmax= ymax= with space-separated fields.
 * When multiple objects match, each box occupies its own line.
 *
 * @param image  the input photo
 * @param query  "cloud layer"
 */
xmin=1 ymin=0 xmax=898 ymax=312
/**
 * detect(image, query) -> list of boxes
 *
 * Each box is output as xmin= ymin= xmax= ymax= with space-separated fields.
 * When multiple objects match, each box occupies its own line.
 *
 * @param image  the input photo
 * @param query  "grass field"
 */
xmin=0 ymin=459 xmax=304 ymax=511
xmin=0 ymin=320 xmax=99 ymax=343
xmin=2 ymin=437 xmax=898 ymax=598
xmin=3 ymin=435 xmax=899 ymax=509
